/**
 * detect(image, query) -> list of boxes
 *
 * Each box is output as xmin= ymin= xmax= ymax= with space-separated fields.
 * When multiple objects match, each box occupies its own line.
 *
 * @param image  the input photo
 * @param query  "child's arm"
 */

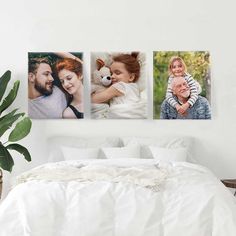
xmin=177 ymin=103 xmax=189 ymax=115
xmin=166 ymin=77 xmax=180 ymax=110
xmin=185 ymin=74 xmax=200 ymax=107
xmin=176 ymin=75 xmax=201 ymax=115
xmin=91 ymin=86 xmax=123 ymax=103
xmin=178 ymin=102 xmax=190 ymax=115
xmin=166 ymin=77 xmax=178 ymax=107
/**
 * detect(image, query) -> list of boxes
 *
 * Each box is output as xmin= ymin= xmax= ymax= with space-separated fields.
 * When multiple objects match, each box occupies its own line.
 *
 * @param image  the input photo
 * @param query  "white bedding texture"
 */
xmin=0 ymin=159 xmax=236 ymax=236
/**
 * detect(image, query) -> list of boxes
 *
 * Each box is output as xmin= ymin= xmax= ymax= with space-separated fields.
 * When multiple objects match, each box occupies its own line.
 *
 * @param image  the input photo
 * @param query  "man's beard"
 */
xmin=181 ymin=90 xmax=190 ymax=98
xmin=35 ymin=81 xmax=53 ymax=96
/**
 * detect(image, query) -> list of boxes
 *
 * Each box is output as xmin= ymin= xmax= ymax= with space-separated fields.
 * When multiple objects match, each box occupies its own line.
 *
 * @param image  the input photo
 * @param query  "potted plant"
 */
xmin=0 ymin=70 xmax=32 ymax=198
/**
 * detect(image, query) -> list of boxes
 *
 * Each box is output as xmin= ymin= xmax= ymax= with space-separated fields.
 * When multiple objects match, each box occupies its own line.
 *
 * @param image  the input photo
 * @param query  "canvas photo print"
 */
xmin=90 ymin=52 xmax=147 ymax=119
xmin=28 ymin=52 xmax=83 ymax=119
xmin=153 ymin=51 xmax=211 ymax=119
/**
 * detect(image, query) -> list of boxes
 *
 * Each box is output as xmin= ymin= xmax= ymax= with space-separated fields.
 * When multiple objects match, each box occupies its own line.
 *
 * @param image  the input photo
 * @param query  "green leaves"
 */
xmin=0 ymin=144 xmax=14 ymax=172
xmin=0 ymin=70 xmax=11 ymax=102
xmin=0 ymin=70 xmax=32 ymax=173
xmin=6 ymin=144 xmax=31 ymax=162
xmin=8 ymin=117 xmax=32 ymax=142
xmin=0 ymin=109 xmax=24 ymax=137
xmin=0 ymin=143 xmax=31 ymax=172
xmin=0 ymin=80 xmax=20 ymax=114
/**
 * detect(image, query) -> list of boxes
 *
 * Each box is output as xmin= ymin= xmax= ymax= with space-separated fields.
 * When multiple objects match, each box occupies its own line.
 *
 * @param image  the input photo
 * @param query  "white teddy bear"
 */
xmin=91 ymin=58 xmax=112 ymax=94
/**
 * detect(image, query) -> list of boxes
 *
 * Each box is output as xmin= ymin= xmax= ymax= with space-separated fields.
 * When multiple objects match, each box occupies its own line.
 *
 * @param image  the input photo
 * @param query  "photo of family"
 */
xmin=90 ymin=52 xmax=148 ymax=119
xmin=153 ymin=51 xmax=211 ymax=119
xmin=28 ymin=51 xmax=212 ymax=120
xmin=28 ymin=52 xmax=84 ymax=119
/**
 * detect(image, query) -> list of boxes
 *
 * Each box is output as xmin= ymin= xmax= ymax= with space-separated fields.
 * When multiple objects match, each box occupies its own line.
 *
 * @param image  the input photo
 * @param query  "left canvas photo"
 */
xmin=28 ymin=52 xmax=84 ymax=119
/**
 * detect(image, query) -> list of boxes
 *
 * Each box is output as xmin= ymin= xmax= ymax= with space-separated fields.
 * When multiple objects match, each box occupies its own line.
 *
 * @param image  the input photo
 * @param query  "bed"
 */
xmin=0 ymin=136 xmax=235 ymax=236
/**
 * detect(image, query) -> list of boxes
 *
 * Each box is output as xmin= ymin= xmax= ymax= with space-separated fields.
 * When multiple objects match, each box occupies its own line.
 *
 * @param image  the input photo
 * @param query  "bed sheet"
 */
xmin=0 ymin=159 xmax=235 ymax=236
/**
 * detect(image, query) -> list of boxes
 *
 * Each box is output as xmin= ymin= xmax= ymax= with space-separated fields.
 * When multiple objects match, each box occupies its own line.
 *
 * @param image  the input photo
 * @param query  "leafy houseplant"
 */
xmin=0 ymin=70 xmax=32 ymax=173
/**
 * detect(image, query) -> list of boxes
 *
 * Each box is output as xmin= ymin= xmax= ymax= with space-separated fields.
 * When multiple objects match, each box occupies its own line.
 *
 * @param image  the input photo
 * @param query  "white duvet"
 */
xmin=91 ymin=101 xmax=147 ymax=119
xmin=0 ymin=159 xmax=236 ymax=236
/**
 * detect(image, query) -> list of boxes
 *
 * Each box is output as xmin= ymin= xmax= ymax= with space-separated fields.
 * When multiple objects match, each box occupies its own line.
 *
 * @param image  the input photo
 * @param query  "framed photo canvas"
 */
xmin=153 ymin=51 xmax=211 ymax=120
xmin=28 ymin=52 xmax=83 ymax=119
xmin=90 ymin=52 xmax=148 ymax=119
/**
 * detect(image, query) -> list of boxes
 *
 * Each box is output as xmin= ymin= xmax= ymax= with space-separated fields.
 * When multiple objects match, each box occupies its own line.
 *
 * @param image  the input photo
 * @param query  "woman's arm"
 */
xmin=54 ymin=52 xmax=83 ymax=64
xmin=91 ymin=86 xmax=123 ymax=103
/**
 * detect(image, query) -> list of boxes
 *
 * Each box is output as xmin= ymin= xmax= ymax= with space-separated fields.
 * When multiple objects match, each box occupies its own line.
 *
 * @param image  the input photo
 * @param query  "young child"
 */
xmin=91 ymin=52 xmax=141 ymax=106
xmin=166 ymin=56 xmax=202 ymax=115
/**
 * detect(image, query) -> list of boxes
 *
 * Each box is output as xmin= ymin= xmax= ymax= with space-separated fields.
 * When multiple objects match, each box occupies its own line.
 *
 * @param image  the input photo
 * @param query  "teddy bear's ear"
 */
xmin=96 ymin=58 xmax=105 ymax=70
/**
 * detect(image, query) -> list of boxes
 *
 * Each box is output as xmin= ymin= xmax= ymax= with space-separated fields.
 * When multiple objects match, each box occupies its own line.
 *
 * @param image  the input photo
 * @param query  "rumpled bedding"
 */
xmin=16 ymin=164 xmax=168 ymax=192
xmin=0 ymin=159 xmax=236 ymax=236
xmin=108 ymin=100 xmax=147 ymax=119
xmin=91 ymin=100 xmax=147 ymax=119
xmin=91 ymin=103 xmax=109 ymax=119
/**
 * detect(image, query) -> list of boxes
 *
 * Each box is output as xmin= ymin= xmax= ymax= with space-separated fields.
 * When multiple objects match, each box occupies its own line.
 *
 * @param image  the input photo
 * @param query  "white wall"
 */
xmin=1 ymin=0 xmax=236 ymax=196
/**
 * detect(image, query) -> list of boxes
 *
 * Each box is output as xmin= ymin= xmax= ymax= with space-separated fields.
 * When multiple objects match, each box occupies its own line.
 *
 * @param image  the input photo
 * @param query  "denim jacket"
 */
xmin=160 ymin=95 xmax=211 ymax=119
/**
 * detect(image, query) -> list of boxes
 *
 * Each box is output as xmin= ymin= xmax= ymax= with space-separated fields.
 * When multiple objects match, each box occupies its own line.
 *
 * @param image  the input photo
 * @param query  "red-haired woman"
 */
xmin=55 ymin=58 xmax=84 ymax=119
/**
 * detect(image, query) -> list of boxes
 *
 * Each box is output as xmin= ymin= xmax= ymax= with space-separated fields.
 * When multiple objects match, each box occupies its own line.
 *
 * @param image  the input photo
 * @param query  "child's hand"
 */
xmin=176 ymin=104 xmax=185 ymax=115
xmin=181 ymin=102 xmax=190 ymax=113
xmin=176 ymin=103 xmax=189 ymax=115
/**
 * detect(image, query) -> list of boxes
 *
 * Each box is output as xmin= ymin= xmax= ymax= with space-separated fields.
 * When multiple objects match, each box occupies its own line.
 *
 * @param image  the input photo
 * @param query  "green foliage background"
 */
xmin=28 ymin=52 xmax=82 ymax=66
xmin=153 ymin=51 xmax=211 ymax=119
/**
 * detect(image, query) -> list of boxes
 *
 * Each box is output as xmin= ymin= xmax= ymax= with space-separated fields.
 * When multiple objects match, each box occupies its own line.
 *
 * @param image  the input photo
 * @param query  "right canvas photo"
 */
xmin=153 ymin=51 xmax=211 ymax=120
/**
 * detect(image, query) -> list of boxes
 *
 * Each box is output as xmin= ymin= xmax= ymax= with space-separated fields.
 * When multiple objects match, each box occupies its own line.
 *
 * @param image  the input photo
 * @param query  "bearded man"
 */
xmin=28 ymin=58 xmax=67 ymax=119
xmin=160 ymin=76 xmax=211 ymax=119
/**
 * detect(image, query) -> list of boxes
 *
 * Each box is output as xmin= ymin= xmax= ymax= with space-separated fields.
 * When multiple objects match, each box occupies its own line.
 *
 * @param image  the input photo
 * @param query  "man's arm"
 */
xmin=160 ymin=100 xmax=168 ymax=119
xmin=204 ymin=99 xmax=211 ymax=119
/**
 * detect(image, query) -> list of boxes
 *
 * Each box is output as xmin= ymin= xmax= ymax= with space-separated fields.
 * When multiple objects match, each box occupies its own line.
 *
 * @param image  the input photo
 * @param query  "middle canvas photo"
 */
xmin=90 ymin=52 xmax=148 ymax=119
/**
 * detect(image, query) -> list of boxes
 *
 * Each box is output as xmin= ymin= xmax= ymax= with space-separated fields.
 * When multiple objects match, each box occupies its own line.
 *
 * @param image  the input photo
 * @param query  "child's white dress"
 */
xmin=110 ymin=81 xmax=140 ymax=105
xmin=106 ymin=81 xmax=147 ymax=119
xmin=92 ymin=81 xmax=147 ymax=119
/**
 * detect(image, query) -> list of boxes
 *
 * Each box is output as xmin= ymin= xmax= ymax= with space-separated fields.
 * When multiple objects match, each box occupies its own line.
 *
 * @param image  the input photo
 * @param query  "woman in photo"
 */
xmin=55 ymin=58 xmax=84 ymax=119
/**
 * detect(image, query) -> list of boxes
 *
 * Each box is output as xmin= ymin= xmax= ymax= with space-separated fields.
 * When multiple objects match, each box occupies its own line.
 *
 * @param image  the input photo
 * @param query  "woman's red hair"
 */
xmin=55 ymin=58 xmax=82 ymax=76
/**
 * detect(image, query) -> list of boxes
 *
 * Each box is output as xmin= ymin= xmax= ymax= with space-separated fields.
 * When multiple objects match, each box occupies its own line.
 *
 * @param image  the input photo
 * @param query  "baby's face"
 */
xmin=171 ymin=60 xmax=185 ymax=77
xmin=110 ymin=62 xmax=135 ymax=84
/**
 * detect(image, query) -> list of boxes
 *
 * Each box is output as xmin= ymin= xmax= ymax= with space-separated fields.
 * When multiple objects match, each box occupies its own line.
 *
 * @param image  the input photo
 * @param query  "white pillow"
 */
xmin=48 ymin=136 xmax=121 ymax=162
xmin=148 ymin=146 xmax=188 ymax=162
xmin=101 ymin=146 xmax=140 ymax=159
xmin=61 ymin=146 xmax=100 ymax=160
xmin=121 ymin=137 xmax=193 ymax=159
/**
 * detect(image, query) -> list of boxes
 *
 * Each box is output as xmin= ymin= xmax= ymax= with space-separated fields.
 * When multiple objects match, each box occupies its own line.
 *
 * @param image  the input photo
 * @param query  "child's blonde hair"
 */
xmin=168 ymin=56 xmax=187 ymax=76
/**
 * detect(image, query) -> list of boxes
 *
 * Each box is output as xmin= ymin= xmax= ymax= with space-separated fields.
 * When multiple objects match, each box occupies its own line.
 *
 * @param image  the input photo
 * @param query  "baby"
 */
xmin=91 ymin=52 xmax=141 ymax=106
